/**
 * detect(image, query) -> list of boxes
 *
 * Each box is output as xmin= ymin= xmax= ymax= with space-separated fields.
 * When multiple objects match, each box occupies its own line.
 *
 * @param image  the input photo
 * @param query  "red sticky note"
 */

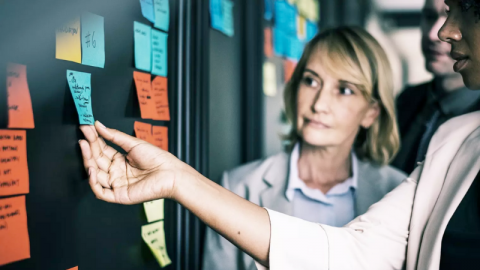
xmin=67 ymin=267 xmax=78 ymax=270
xmin=264 ymin=28 xmax=273 ymax=58
xmin=151 ymin=76 xmax=170 ymax=121
xmin=133 ymin=71 xmax=156 ymax=119
xmin=134 ymin=121 xmax=153 ymax=144
xmin=7 ymin=63 xmax=35 ymax=129
xmin=0 ymin=130 xmax=29 ymax=197
xmin=284 ymin=60 xmax=297 ymax=83
xmin=152 ymin=126 xmax=168 ymax=152
xmin=0 ymin=195 xmax=30 ymax=266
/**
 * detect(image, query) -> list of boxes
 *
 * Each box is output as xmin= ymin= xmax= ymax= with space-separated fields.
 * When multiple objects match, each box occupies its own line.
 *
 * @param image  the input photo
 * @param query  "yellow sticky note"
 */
xmin=297 ymin=16 xmax=306 ymax=40
xmin=263 ymin=62 xmax=277 ymax=97
xmin=143 ymin=199 xmax=164 ymax=223
xmin=56 ymin=16 xmax=82 ymax=63
xmin=142 ymin=221 xmax=171 ymax=268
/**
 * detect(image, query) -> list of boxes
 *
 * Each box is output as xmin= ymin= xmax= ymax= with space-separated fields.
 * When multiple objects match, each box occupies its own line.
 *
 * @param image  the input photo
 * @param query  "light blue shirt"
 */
xmin=285 ymin=143 xmax=358 ymax=227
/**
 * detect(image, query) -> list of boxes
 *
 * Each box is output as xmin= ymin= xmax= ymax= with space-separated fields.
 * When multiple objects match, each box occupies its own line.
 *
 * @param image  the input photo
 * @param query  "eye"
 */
xmin=339 ymin=87 xmax=354 ymax=95
xmin=302 ymin=75 xmax=319 ymax=88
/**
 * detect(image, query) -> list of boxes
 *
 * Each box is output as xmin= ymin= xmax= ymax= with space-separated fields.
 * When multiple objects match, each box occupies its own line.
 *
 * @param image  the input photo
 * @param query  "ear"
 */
xmin=360 ymin=101 xmax=380 ymax=128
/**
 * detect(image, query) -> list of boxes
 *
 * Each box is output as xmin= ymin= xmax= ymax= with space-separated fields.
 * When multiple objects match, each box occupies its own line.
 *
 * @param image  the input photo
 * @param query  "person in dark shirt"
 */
xmin=392 ymin=0 xmax=480 ymax=174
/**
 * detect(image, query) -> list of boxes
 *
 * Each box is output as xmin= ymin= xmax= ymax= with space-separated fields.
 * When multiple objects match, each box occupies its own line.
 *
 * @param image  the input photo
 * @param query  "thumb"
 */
xmin=95 ymin=121 xmax=144 ymax=153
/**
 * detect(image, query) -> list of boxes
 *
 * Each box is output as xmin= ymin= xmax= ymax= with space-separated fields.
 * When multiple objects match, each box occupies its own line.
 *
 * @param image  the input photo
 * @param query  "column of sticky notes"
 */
xmin=136 ymin=1 xmax=171 ymax=268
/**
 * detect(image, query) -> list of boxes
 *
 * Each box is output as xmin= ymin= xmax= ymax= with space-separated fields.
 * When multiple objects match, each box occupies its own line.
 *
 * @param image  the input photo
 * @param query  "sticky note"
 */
xmin=151 ymin=76 xmax=170 ymax=121
xmin=67 ymin=70 xmax=94 ymax=125
xmin=81 ymin=12 xmax=105 ymax=68
xmin=287 ymin=37 xmax=304 ymax=61
xmin=273 ymin=28 xmax=288 ymax=57
xmin=263 ymin=62 xmax=277 ymax=97
xmin=152 ymin=126 xmax=168 ymax=151
xmin=306 ymin=20 xmax=318 ymax=41
xmin=134 ymin=21 xmax=152 ymax=72
xmin=151 ymin=30 xmax=168 ymax=77
xmin=67 ymin=267 xmax=78 ymax=270
xmin=297 ymin=15 xmax=306 ymax=40
xmin=140 ymin=0 xmax=155 ymax=23
xmin=134 ymin=121 xmax=153 ymax=144
xmin=133 ymin=71 xmax=156 ymax=119
xmin=153 ymin=0 xmax=170 ymax=32
xmin=0 ymin=195 xmax=30 ymax=266
xmin=284 ymin=60 xmax=297 ymax=83
xmin=56 ymin=16 xmax=82 ymax=63
xmin=222 ymin=0 xmax=234 ymax=37
xmin=142 ymin=221 xmax=171 ymax=268
xmin=264 ymin=28 xmax=273 ymax=58
xmin=7 ymin=63 xmax=34 ymax=129
xmin=275 ymin=1 xmax=297 ymax=36
xmin=297 ymin=0 xmax=319 ymax=22
xmin=0 ymin=130 xmax=29 ymax=197
xmin=210 ymin=0 xmax=223 ymax=33
xmin=143 ymin=199 xmax=164 ymax=223
xmin=264 ymin=0 xmax=273 ymax=20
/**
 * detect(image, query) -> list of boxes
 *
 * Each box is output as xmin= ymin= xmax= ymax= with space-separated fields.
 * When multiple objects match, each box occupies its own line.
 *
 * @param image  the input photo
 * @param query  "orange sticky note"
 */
xmin=152 ymin=126 xmax=168 ymax=152
xmin=7 ymin=63 xmax=34 ymax=129
xmin=134 ymin=121 xmax=153 ymax=144
xmin=0 ymin=195 xmax=30 ymax=266
xmin=133 ymin=71 xmax=156 ymax=119
xmin=0 ymin=130 xmax=29 ymax=197
xmin=284 ymin=60 xmax=297 ymax=83
xmin=67 ymin=267 xmax=78 ymax=270
xmin=264 ymin=28 xmax=273 ymax=58
xmin=151 ymin=76 xmax=170 ymax=121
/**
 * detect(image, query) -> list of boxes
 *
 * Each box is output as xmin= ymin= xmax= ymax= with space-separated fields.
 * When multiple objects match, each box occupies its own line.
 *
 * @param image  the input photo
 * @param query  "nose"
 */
xmin=312 ymin=87 xmax=330 ymax=113
xmin=428 ymin=19 xmax=445 ymax=42
xmin=438 ymin=14 xmax=462 ymax=43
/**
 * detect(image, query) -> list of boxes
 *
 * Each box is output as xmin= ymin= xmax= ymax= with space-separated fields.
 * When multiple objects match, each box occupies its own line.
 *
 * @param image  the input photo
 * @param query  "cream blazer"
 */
xmin=256 ymin=111 xmax=480 ymax=270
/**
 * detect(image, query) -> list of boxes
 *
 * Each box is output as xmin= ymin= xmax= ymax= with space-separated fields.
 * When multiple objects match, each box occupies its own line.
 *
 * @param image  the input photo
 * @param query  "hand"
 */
xmin=79 ymin=121 xmax=192 ymax=205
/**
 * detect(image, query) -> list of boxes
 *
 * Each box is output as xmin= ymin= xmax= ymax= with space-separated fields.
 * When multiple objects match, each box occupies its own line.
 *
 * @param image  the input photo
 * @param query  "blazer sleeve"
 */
xmin=202 ymin=171 xmax=245 ymax=270
xmin=257 ymin=164 xmax=422 ymax=270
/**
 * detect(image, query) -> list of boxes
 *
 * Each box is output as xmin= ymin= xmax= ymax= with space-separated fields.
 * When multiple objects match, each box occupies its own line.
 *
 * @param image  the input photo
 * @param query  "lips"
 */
xmin=306 ymin=118 xmax=330 ymax=129
xmin=450 ymin=51 xmax=469 ymax=72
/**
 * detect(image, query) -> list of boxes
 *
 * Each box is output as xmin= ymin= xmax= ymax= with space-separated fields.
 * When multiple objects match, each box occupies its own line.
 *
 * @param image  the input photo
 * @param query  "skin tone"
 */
xmin=421 ymin=0 xmax=465 ymax=93
xmin=439 ymin=0 xmax=480 ymax=90
xmin=296 ymin=50 xmax=379 ymax=194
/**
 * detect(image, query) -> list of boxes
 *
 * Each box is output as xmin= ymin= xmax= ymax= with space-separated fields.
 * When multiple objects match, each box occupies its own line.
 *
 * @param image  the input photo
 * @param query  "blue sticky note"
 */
xmin=275 ymin=1 xmax=297 ymax=36
xmin=287 ymin=38 xmax=304 ymax=61
xmin=264 ymin=0 xmax=273 ymax=20
xmin=134 ymin=21 xmax=152 ymax=72
xmin=222 ymin=0 xmax=234 ymax=37
xmin=140 ymin=0 xmax=155 ymax=23
xmin=153 ymin=0 xmax=169 ymax=32
xmin=273 ymin=27 xmax=288 ymax=57
xmin=81 ymin=12 xmax=105 ymax=68
xmin=306 ymin=21 xmax=318 ymax=41
xmin=67 ymin=70 xmax=94 ymax=125
xmin=210 ymin=0 xmax=224 ymax=33
xmin=151 ymin=29 xmax=168 ymax=77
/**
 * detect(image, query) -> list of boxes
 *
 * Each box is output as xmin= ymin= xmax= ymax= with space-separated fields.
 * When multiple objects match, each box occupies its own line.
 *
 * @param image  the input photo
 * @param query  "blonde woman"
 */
xmin=200 ymin=26 xmax=406 ymax=270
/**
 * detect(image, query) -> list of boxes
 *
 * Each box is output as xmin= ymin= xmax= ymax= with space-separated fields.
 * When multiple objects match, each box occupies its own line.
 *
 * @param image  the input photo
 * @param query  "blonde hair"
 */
xmin=283 ymin=26 xmax=400 ymax=165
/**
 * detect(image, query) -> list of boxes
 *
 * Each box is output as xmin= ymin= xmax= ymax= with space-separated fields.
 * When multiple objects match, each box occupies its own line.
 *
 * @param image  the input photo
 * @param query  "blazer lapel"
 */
xmin=416 ymin=127 xmax=480 ymax=270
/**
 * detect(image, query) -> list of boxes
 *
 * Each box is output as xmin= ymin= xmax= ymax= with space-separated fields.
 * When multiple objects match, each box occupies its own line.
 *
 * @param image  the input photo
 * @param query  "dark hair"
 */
xmin=459 ymin=0 xmax=480 ymax=19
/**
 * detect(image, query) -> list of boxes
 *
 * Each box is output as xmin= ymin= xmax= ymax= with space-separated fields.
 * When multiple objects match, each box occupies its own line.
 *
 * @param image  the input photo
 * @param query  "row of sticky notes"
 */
xmin=134 ymin=121 xmax=168 ymax=151
xmin=7 ymin=63 xmax=35 ymax=129
xmin=210 ymin=0 xmax=234 ymax=37
xmin=56 ymin=12 xmax=105 ymax=68
xmin=134 ymin=21 xmax=168 ymax=76
xmin=67 ymin=70 xmax=95 ymax=125
xmin=139 ymin=0 xmax=170 ymax=32
xmin=267 ymin=0 xmax=319 ymax=23
xmin=133 ymin=71 xmax=170 ymax=121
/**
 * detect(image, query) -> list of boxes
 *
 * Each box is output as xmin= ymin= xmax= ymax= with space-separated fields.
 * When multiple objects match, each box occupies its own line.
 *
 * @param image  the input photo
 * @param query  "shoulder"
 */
xmin=358 ymin=159 xmax=407 ymax=191
xmin=222 ymin=152 xmax=289 ymax=190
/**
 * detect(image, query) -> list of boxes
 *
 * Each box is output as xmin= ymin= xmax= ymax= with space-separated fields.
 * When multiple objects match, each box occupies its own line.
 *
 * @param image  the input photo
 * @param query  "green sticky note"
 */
xmin=143 ymin=199 xmax=164 ymax=223
xmin=153 ymin=0 xmax=169 ymax=32
xmin=67 ymin=70 xmax=94 ymax=125
xmin=142 ymin=221 xmax=172 ymax=267
xmin=151 ymin=29 xmax=168 ymax=77
xmin=134 ymin=21 xmax=152 ymax=72
xmin=81 ymin=12 xmax=105 ymax=68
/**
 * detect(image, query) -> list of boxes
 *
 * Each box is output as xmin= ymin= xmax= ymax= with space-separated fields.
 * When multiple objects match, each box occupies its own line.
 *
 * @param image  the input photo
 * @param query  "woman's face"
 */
xmin=439 ymin=0 xmax=480 ymax=89
xmin=296 ymin=50 xmax=380 ymax=149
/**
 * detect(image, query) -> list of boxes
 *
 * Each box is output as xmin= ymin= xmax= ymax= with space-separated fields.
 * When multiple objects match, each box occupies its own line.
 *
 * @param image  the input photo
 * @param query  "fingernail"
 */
xmin=88 ymin=168 xmax=92 ymax=176
xmin=96 ymin=121 xmax=106 ymax=129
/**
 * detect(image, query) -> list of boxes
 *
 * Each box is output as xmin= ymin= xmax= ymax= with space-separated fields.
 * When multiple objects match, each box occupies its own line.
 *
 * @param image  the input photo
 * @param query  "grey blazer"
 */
xmin=202 ymin=152 xmax=407 ymax=270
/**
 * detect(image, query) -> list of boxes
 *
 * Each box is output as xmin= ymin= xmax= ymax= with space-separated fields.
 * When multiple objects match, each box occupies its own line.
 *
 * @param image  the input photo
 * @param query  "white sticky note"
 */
xmin=142 ymin=221 xmax=171 ymax=267
xmin=143 ymin=199 xmax=164 ymax=223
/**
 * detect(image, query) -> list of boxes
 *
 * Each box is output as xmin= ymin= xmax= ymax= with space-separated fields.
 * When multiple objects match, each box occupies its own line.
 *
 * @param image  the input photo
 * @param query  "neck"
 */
xmin=297 ymin=142 xmax=352 ymax=194
xmin=433 ymin=74 xmax=464 ymax=95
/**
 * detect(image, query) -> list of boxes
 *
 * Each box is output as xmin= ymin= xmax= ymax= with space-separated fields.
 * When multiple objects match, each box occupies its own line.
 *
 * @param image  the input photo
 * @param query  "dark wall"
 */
xmin=0 ymin=0 xmax=178 ymax=269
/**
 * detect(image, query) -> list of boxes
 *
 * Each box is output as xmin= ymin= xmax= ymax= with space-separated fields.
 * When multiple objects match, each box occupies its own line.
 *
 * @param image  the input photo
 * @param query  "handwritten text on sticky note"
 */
xmin=151 ymin=30 xmax=168 ymax=77
xmin=134 ymin=21 xmax=152 ymax=72
xmin=151 ymin=76 xmax=170 ymax=121
xmin=67 ymin=70 xmax=94 ymax=125
xmin=0 ymin=195 xmax=30 ymax=266
xmin=7 ymin=63 xmax=35 ymax=129
xmin=153 ymin=0 xmax=170 ymax=32
xmin=152 ymin=126 xmax=168 ymax=152
xmin=0 ymin=130 xmax=29 ymax=197
xmin=56 ymin=16 xmax=82 ymax=63
xmin=140 ymin=0 xmax=155 ymax=23
xmin=143 ymin=199 xmax=164 ymax=223
xmin=81 ymin=12 xmax=105 ymax=68
xmin=134 ymin=121 xmax=153 ymax=144
xmin=142 ymin=221 xmax=171 ymax=267
xmin=133 ymin=71 xmax=156 ymax=119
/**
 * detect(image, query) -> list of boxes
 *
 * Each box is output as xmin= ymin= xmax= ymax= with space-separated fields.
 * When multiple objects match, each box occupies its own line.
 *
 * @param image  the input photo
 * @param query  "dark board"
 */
xmin=0 ymin=0 xmax=178 ymax=269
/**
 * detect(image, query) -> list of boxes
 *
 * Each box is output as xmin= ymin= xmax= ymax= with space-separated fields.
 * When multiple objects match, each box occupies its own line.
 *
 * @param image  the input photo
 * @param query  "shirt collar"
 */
xmin=428 ymin=81 xmax=480 ymax=116
xmin=285 ymin=143 xmax=358 ymax=202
